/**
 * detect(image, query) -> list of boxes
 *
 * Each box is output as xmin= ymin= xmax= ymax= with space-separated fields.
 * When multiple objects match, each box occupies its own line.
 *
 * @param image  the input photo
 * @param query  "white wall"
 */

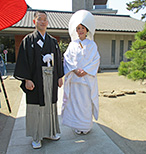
xmin=94 ymin=33 xmax=135 ymax=69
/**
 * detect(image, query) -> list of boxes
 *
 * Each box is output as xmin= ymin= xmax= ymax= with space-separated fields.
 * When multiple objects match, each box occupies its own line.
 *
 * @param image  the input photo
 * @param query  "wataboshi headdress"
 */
xmin=69 ymin=10 xmax=96 ymax=41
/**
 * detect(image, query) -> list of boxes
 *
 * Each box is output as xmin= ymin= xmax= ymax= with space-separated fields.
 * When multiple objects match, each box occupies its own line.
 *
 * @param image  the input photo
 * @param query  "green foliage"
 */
xmin=59 ymin=40 xmax=68 ymax=56
xmin=118 ymin=61 xmax=131 ymax=76
xmin=126 ymin=0 xmax=146 ymax=20
xmin=127 ymin=70 xmax=146 ymax=81
xmin=136 ymin=24 xmax=146 ymax=40
xmin=0 ymin=53 xmax=5 ymax=61
xmin=118 ymin=23 xmax=146 ymax=82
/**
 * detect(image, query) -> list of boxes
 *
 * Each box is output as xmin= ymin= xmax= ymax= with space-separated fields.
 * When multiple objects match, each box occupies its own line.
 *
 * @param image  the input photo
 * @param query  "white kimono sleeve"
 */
xmin=83 ymin=44 xmax=100 ymax=76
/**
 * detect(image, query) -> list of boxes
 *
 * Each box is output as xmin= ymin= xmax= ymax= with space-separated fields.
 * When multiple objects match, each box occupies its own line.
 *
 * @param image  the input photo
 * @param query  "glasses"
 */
xmin=37 ymin=18 xmax=48 ymax=22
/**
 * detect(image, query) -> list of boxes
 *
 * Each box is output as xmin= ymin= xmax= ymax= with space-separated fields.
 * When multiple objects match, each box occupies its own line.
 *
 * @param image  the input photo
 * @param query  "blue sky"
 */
xmin=25 ymin=0 xmax=146 ymax=21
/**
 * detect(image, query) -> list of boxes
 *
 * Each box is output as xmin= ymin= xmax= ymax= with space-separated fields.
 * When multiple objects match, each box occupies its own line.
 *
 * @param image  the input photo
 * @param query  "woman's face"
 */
xmin=76 ymin=24 xmax=87 ymax=41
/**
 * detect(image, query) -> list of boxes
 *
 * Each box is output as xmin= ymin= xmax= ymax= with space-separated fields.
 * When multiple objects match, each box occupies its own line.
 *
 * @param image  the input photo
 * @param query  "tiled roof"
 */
xmin=94 ymin=14 xmax=145 ymax=32
xmin=13 ymin=10 xmax=145 ymax=33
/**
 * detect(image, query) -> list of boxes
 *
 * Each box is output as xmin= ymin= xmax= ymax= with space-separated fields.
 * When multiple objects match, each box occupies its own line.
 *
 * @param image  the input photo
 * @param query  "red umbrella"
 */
xmin=0 ymin=0 xmax=27 ymax=113
xmin=0 ymin=0 xmax=27 ymax=31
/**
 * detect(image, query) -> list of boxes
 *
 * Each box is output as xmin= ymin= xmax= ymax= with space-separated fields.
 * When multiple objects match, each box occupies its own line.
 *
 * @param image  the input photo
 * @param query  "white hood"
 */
xmin=69 ymin=10 xmax=96 ymax=41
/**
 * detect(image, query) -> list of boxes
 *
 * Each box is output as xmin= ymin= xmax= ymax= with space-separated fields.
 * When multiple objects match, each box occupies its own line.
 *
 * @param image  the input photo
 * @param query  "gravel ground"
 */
xmin=97 ymin=71 xmax=146 ymax=154
xmin=0 ymin=71 xmax=146 ymax=154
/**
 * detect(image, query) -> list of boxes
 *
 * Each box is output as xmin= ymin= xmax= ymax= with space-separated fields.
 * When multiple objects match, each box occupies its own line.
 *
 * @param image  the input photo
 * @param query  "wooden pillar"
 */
xmin=14 ymin=35 xmax=25 ymax=60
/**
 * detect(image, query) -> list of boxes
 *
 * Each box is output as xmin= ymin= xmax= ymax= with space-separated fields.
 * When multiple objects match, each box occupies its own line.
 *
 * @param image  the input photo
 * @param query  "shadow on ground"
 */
xmin=98 ymin=123 xmax=146 ymax=154
xmin=0 ymin=113 xmax=15 ymax=154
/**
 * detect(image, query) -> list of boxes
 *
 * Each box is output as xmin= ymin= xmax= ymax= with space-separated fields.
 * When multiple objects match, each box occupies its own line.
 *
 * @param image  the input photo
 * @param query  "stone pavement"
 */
xmin=6 ymin=87 xmax=124 ymax=154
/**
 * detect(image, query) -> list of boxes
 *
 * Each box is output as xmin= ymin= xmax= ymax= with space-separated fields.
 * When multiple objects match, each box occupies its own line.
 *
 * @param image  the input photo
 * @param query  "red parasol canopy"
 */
xmin=0 ymin=0 xmax=27 ymax=31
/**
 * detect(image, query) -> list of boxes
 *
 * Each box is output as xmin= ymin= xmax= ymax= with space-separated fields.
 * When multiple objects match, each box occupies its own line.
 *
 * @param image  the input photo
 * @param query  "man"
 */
xmin=14 ymin=11 xmax=64 ymax=149
xmin=0 ymin=54 xmax=6 ymax=76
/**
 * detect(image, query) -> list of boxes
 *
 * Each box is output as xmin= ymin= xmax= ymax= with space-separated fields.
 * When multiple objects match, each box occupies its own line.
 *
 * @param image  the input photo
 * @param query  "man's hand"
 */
xmin=58 ymin=78 xmax=63 ymax=87
xmin=25 ymin=80 xmax=35 ymax=90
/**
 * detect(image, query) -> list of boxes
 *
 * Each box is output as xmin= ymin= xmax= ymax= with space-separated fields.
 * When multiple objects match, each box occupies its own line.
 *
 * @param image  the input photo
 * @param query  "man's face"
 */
xmin=33 ymin=13 xmax=48 ymax=32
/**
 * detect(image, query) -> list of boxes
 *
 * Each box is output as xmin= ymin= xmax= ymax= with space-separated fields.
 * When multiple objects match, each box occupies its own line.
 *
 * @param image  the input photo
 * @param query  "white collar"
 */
xmin=39 ymin=31 xmax=46 ymax=40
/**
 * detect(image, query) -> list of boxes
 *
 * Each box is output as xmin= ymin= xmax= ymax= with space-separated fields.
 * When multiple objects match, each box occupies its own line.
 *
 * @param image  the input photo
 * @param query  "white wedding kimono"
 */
xmin=62 ymin=38 xmax=100 ymax=131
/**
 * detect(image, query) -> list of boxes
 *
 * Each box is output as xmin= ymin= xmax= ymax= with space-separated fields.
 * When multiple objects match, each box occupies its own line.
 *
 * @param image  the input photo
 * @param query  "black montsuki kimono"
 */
xmin=14 ymin=30 xmax=64 ymax=106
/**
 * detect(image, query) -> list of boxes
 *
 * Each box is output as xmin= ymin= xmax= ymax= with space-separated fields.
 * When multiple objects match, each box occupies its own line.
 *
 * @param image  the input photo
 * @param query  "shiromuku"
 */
xmin=62 ymin=10 xmax=100 ymax=135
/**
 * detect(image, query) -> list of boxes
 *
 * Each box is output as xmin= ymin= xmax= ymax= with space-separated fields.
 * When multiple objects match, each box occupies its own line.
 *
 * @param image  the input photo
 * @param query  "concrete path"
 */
xmin=6 ymin=87 xmax=124 ymax=154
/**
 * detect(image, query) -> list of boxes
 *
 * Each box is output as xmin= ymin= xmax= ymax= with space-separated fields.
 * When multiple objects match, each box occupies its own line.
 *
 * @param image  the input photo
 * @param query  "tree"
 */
xmin=126 ymin=0 xmax=146 ymax=20
xmin=58 ymin=40 xmax=68 ymax=57
xmin=118 ymin=24 xmax=146 ymax=83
